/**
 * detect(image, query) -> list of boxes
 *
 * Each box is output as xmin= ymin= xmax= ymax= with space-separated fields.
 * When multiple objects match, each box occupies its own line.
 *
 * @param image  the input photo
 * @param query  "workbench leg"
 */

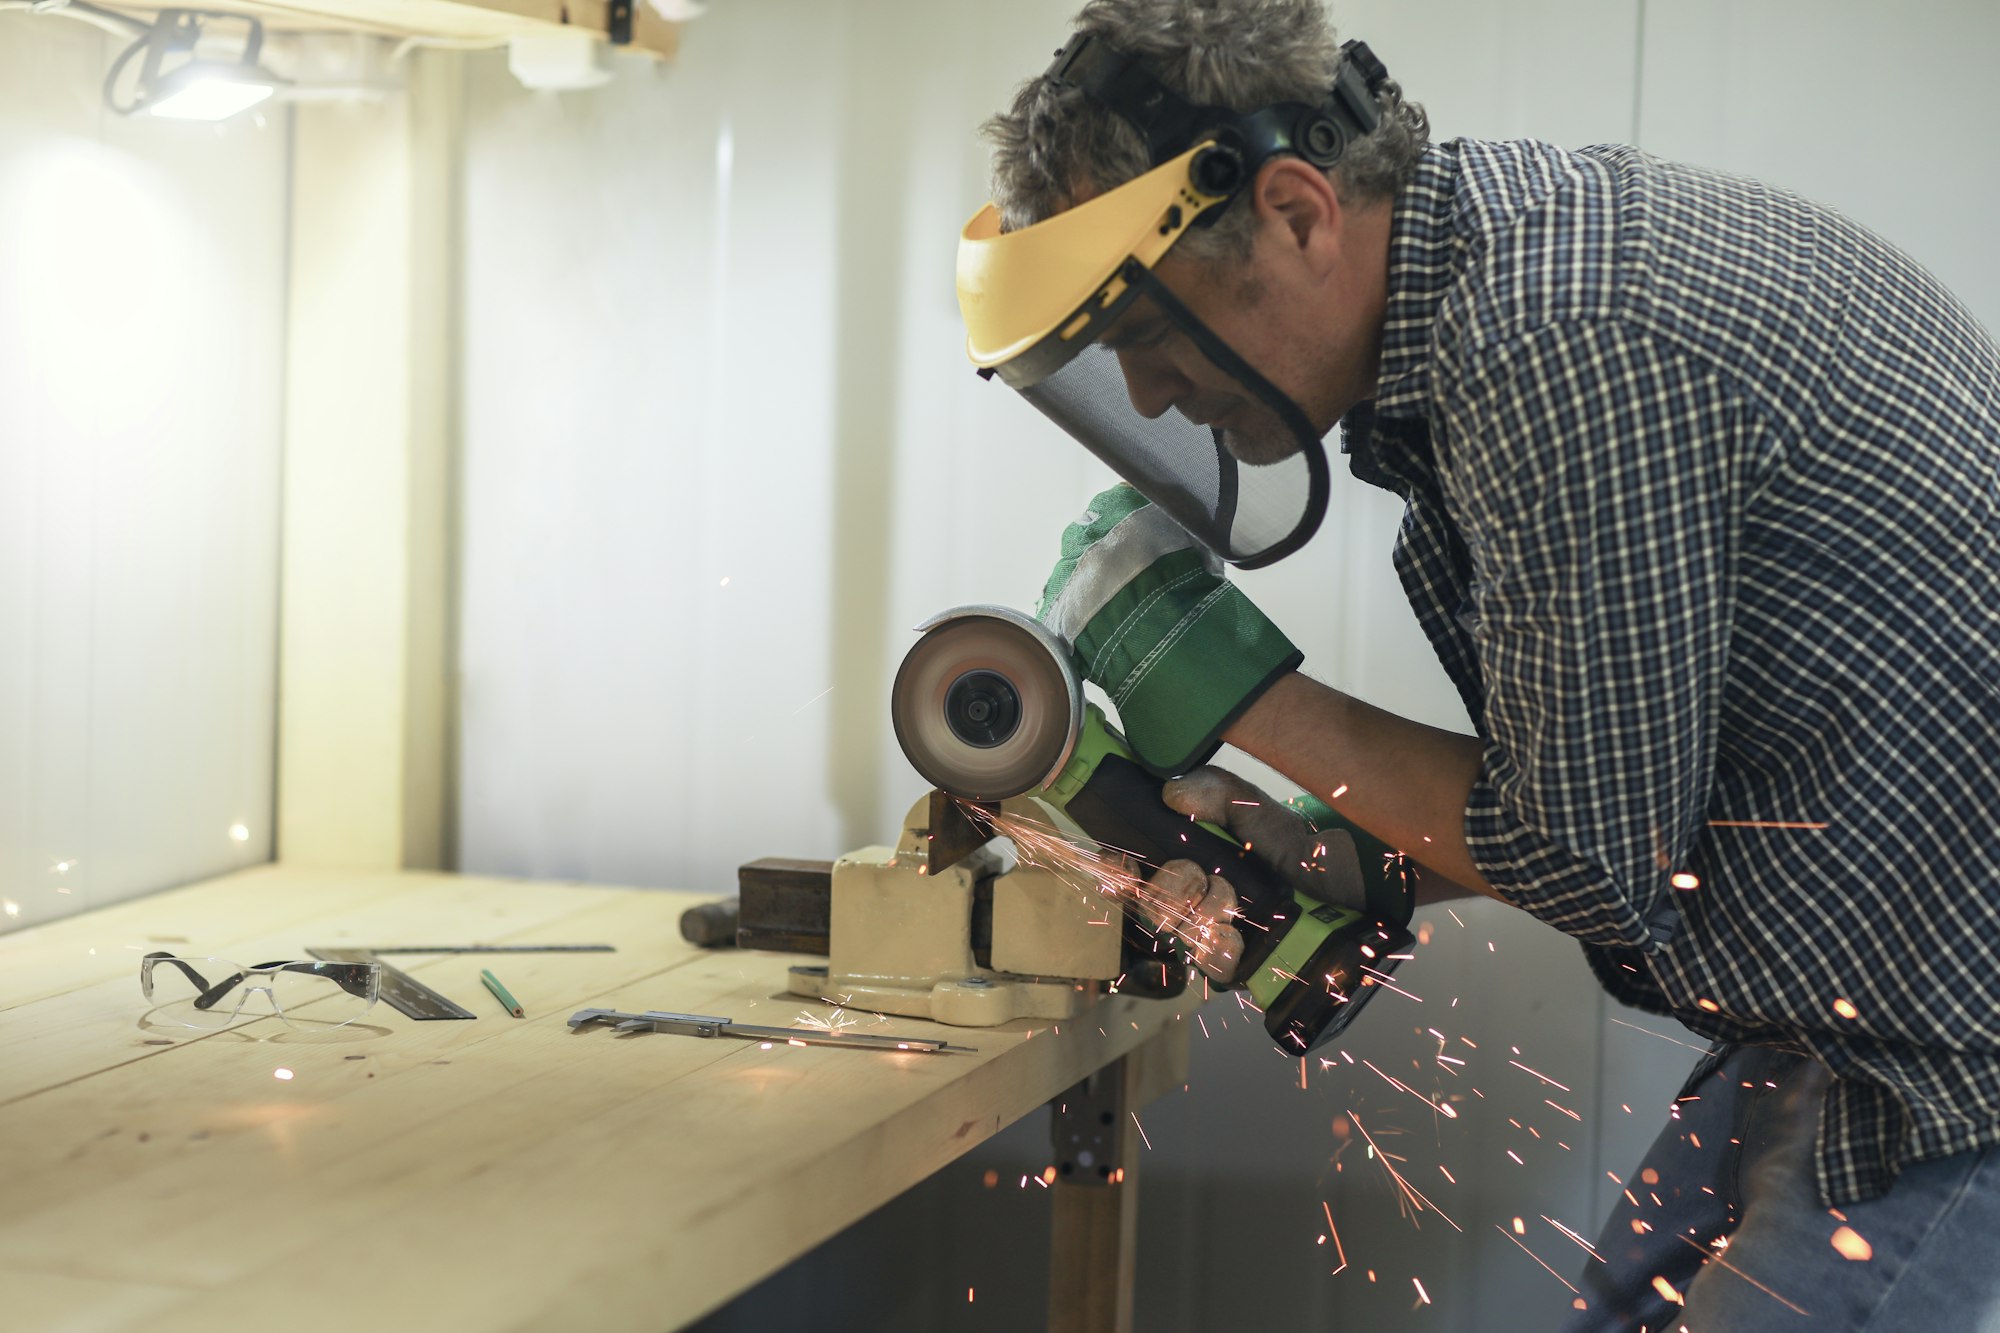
xmin=1048 ymin=1058 xmax=1142 ymax=1333
xmin=1046 ymin=1023 xmax=1188 ymax=1333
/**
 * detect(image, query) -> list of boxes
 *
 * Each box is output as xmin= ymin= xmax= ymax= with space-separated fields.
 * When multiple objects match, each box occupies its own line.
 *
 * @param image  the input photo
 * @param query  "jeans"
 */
xmin=1558 ymin=1044 xmax=2000 ymax=1332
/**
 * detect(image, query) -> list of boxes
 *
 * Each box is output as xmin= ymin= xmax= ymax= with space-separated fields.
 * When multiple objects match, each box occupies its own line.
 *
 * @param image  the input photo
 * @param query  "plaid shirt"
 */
xmin=1341 ymin=139 xmax=2000 ymax=1206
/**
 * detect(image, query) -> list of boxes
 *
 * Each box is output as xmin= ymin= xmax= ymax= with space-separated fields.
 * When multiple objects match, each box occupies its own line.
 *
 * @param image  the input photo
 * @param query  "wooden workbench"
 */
xmin=0 ymin=865 xmax=1192 ymax=1331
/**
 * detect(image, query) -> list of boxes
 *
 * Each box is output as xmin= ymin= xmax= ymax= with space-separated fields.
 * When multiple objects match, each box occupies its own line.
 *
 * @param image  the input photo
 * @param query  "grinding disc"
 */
xmin=891 ymin=606 xmax=1082 ymax=802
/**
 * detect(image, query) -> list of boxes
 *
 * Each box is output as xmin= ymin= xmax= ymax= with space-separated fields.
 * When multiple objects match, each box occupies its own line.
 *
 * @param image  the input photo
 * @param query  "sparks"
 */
xmin=1362 ymin=1059 xmax=1458 ymax=1119
xmin=1542 ymin=1215 xmax=1606 ymax=1263
xmin=794 ymin=1006 xmax=863 ymax=1036
xmin=980 ymin=806 xmax=1242 ymax=973
xmin=790 ymin=684 xmax=836 ymax=715
xmin=1322 ymin=1200 xmax=1348 ymax=1273
xmin=1495 ymin=1224 xmax=1580 ymax=1293
xmin=1359 ymin=967 xmax=1424 ymax=1003
xmin=1670 ymin=1233 xmax=1810 ymax=1315
xmin=1508 ymin=1059 xmax=1571 ymax=1091
xmin=1350 ymin=1112 xmax=1463 ymax=1232
xmin=1607 ymin=1016 xmax=1711 ymax=1052
xmin=1830 ymin=1225 xmax=1873 ymax=1261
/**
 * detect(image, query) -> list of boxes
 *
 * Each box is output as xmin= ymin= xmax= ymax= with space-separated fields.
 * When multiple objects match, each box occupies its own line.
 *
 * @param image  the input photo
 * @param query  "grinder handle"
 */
xmin=1059 ymin=752 xmax=1306 ymax=986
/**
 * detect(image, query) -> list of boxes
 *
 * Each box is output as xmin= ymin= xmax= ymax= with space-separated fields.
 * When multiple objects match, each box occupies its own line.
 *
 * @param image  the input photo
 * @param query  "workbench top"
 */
xmin=0 ymin=864 xmax=1192 ymax=1332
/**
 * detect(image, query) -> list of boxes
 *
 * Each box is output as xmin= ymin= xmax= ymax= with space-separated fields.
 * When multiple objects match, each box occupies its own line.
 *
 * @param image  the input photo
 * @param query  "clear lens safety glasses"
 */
xmin=140 ymin=952 xmax=382 ymax=1032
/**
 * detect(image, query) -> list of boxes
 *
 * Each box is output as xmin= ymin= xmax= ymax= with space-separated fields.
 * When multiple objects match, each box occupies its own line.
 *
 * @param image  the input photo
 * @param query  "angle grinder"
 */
xmin=891 ymin=604 xmax=1412 ymax=1054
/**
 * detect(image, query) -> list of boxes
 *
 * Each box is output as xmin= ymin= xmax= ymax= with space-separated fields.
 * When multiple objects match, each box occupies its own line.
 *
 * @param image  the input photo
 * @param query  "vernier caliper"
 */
xmin=566 ymin=1007 xmax=974 ymax=1054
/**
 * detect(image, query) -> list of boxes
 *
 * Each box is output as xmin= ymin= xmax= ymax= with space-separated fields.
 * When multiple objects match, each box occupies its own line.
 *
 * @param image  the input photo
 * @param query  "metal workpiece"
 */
xmin=566 ymin=1007 xmax=975 ymax=1054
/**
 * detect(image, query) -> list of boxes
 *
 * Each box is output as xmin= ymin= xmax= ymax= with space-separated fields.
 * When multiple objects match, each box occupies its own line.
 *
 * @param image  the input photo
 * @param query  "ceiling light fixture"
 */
xmin=104 ymin=9 xmax=285 ymax=121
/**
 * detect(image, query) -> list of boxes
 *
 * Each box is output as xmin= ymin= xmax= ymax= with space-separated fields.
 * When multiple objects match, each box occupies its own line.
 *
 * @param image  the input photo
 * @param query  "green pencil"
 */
xmin=480 ymin=968 xmax=524 ymax=1018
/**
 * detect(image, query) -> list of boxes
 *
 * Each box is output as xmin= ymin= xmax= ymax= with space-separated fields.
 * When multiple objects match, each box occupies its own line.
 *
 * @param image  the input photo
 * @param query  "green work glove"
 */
xmin=1037 ymin=485 xmax=1301 ymax=776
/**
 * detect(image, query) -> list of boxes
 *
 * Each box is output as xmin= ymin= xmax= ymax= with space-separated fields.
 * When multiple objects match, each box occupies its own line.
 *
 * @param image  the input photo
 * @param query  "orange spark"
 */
xmin=1608 ymin=1016 xmax=1711 ymax=1051
xmin=1323 ymin=1200 xmax=1348 ymax=1273
xmin=1509 ymin=1059 xmax=1571 ymax=1091
xmin=1362 ymin=1058 xmax=1459 ymax=1119
xmin=1360 ymin=967 xmax=1423 ymax=1003
xmin=1542 ymin=1216 xmax=1605 ymax=1263
xmin=1350 ymin=1112 xmax=1463 ymax=1232
xmin=1495 ymin=1225 xmax=1581 ymax=1293
xmin=1831 ymin=1226 xmax=1873 ymax=1261
xmin=1671 ymin=1233 xmax=1811 ymax=1315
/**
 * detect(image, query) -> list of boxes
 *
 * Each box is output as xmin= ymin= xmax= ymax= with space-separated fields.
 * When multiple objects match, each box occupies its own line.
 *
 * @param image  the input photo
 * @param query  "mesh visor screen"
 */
xmin=1016 ymin=339 xmax=1324 ymax=567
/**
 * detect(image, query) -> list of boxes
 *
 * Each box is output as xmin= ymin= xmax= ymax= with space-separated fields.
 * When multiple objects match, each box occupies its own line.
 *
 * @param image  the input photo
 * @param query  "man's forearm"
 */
xmin=1224 ymin=671 xmax=1511 ymax=907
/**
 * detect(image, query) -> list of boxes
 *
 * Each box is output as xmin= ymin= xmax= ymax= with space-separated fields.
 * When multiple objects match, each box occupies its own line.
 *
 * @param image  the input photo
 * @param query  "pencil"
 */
xmin=480 ymin=968 xmax=524 ymax=1018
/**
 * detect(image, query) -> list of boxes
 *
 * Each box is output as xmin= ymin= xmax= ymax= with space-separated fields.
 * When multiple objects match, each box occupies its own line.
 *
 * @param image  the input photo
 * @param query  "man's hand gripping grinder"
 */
xmin=893 ymin=604 xmax=1413 ymax=1055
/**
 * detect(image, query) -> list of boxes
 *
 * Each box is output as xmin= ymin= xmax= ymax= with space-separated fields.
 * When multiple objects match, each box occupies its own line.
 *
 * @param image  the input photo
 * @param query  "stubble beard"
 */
xmin=1218 ymin=401 xmax=1305 ymax=466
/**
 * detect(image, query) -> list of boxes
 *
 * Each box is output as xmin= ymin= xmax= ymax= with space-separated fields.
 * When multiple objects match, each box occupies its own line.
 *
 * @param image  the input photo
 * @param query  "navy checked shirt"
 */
xmin=1341 ymin=139 xmax=2000 ymax=1206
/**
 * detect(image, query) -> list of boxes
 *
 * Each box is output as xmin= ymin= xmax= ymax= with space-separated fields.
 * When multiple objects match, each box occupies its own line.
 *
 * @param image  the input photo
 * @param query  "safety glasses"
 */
xmin=139 ymin=951 xmax=381 ymax=1032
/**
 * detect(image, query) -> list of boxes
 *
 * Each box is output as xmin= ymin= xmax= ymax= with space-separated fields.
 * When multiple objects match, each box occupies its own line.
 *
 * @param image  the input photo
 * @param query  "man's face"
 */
xmin=1097 ymin=245 xmax=1327 ymax=466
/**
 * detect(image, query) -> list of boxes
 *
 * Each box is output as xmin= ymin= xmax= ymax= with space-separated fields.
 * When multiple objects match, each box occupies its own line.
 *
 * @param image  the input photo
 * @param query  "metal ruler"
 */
xmin=307 ymin=947 xmax=476 ymax=1021
xmin=367 ymin=944 xmax=615 ymax=954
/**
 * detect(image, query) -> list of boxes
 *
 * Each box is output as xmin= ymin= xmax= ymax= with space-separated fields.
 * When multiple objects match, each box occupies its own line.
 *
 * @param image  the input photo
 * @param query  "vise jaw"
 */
xmin=782 ymin=790 xmax=1125 ymax=1027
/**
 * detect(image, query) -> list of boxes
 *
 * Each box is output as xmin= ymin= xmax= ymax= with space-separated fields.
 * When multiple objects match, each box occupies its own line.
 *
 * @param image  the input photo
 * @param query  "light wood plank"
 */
xmin=0 ymin=867 xmax=1194 ymax=1330
xmin=0 ymin=1268 xmax=192 ymax=1333
xmin=0 ymin=864 xmax=635 ymax=1011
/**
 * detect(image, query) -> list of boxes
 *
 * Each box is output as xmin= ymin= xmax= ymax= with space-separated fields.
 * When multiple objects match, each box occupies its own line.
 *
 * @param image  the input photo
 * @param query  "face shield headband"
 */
xmin=957 ymin=36 xmax=1389 ymax=566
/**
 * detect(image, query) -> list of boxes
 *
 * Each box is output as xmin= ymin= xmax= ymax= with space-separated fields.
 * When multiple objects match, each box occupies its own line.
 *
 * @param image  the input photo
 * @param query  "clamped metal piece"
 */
xmin=567 ymin=1007 xmax=974 ymax=1054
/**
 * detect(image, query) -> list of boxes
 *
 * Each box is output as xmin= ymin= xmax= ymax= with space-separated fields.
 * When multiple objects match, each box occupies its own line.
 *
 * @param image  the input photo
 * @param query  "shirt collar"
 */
xmin=1340 ymin=141 xmax=1464 ymax=488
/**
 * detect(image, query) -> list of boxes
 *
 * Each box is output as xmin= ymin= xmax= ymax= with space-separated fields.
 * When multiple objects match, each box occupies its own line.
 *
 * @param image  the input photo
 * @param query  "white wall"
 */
xmin=0 ymin=16 xmax=286 ymax=932
xmin=453 ymin=2 xmax=2000 ymax=1329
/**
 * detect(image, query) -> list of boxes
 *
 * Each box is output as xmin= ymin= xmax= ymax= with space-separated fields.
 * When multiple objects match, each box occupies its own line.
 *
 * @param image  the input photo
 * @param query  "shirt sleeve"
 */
xmin=1436 ymin=318 xmax=1760 ymax=950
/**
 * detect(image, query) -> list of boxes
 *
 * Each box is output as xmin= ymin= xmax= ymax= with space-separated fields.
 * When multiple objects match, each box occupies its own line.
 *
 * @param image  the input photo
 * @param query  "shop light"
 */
xmin=104 ymin=9 xmax=285 ymax=122
xmin=143 ymin=60 xmax=278 ymax=120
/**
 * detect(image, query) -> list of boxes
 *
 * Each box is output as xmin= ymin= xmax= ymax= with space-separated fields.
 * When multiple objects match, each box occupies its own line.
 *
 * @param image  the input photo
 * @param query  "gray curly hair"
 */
xmin=981 ymin=0 xmax=1428 ymax=263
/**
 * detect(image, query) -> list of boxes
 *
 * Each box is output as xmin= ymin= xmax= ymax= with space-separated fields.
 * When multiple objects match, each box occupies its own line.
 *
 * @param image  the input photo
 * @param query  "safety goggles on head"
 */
xmin=957 ymin=35 xmax=1389 ymax=567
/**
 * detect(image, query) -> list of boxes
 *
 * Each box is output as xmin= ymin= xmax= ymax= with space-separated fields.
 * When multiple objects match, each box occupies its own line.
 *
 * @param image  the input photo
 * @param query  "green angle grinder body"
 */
xmin=890 ymin=605 xmax=1412 ymax=1055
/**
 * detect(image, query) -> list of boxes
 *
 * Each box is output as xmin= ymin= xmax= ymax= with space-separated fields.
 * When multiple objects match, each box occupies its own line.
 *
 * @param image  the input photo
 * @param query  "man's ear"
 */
xmin=1253 ymin=158 xmax=1343 ymax=274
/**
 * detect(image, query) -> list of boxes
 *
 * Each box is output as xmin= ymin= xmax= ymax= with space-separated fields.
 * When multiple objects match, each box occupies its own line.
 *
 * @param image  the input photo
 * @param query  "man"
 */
xmin=957 ymin=0 xmax=2000 ymax=1327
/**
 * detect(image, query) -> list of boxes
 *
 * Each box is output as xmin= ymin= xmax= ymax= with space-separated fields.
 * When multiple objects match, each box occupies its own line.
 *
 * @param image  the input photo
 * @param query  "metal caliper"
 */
xmin=566 ymin=1007 xmax=975 ymax=1054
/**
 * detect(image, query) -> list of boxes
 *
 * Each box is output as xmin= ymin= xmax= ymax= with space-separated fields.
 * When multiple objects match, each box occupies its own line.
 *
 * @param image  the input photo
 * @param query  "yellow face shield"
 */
xmin=954 ymin=145 xmax=1331 ymax=568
